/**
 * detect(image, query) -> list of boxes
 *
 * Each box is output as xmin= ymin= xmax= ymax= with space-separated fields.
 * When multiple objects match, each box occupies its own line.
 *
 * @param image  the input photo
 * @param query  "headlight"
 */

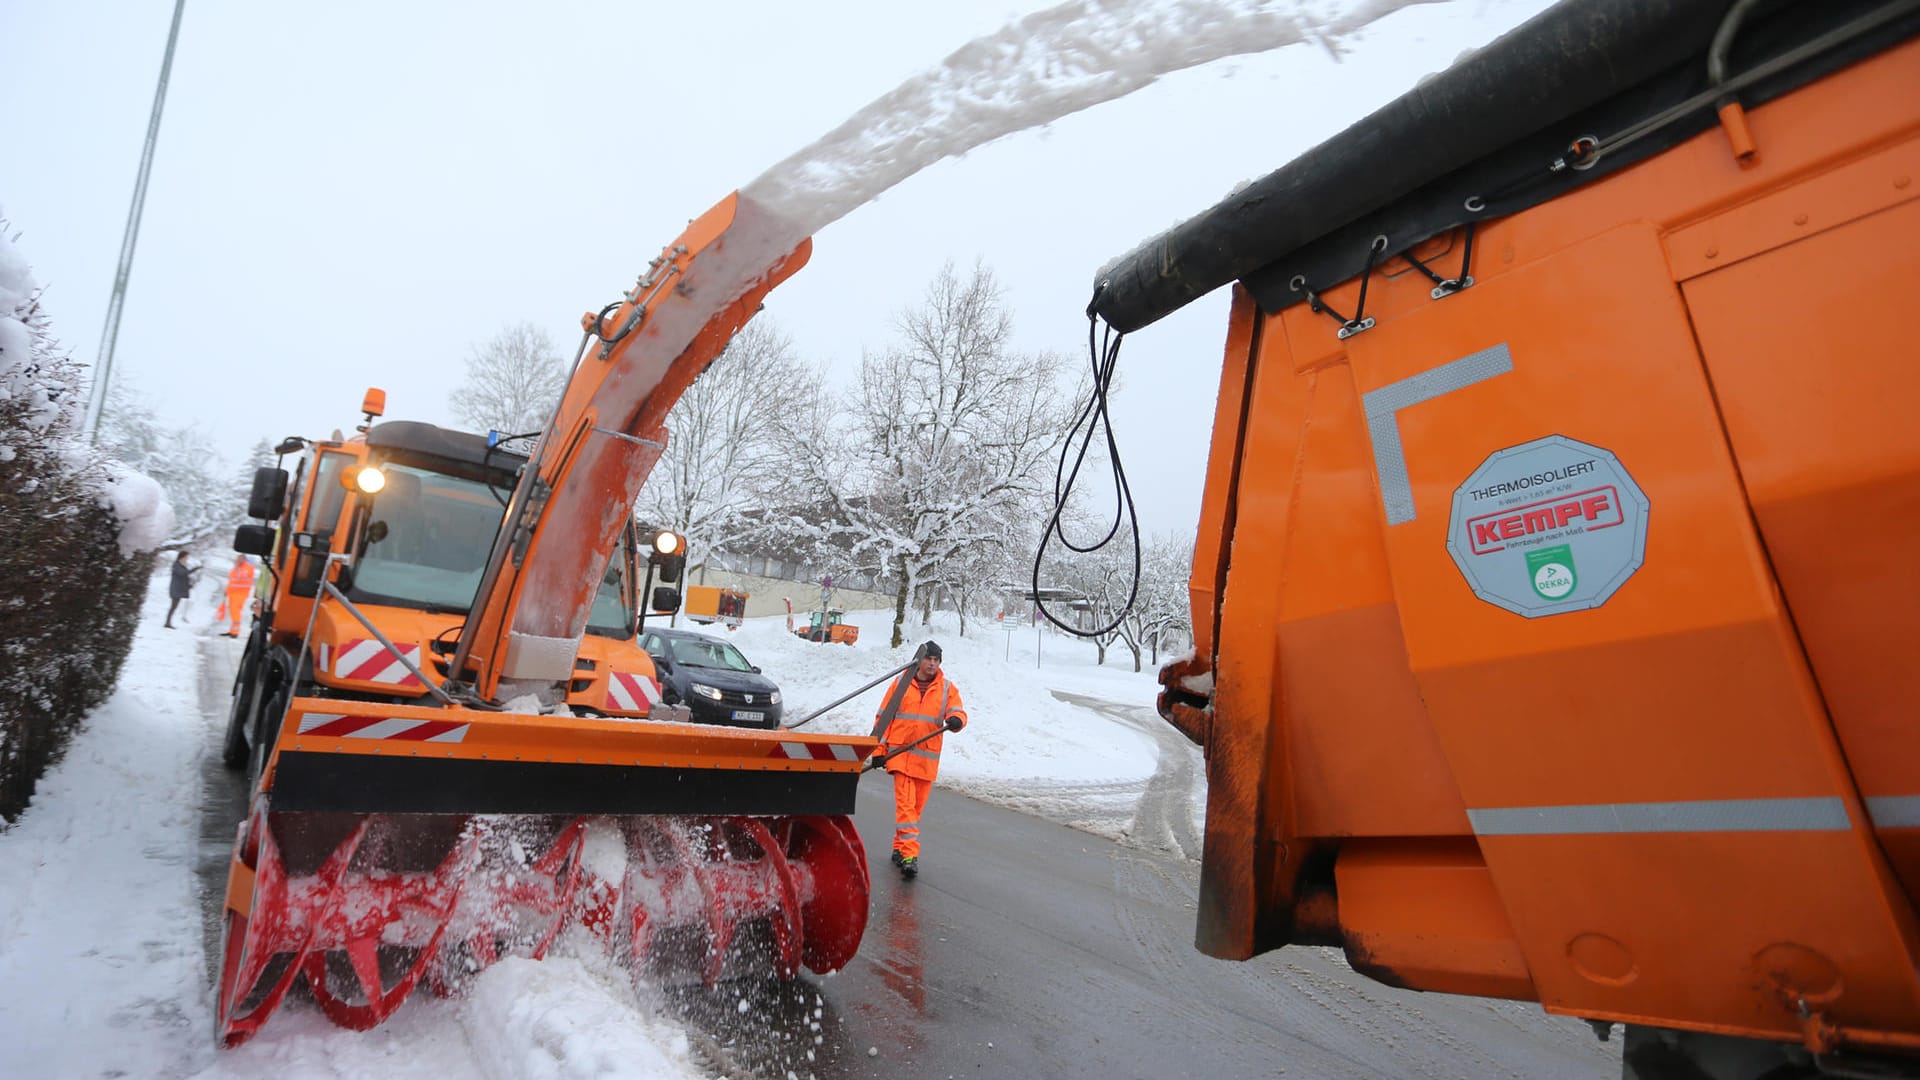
xmin=691 ymin=683 xmax=723 ymax=701
xmin=768 ymin=690 xmax=781 ymax=705
xmin=342 ymin=465 xmax=386 ymax=493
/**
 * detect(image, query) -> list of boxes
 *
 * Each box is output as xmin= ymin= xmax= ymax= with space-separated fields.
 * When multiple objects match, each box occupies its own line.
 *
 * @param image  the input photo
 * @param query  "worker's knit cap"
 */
xmin=922 ymin=640 xmax=943 ymax=660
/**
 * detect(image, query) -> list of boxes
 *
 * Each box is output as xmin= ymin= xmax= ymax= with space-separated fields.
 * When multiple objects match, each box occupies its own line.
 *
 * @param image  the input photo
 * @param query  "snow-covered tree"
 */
xmin=777 ymin=262 xmax=1079 ymax=648
xmin=1039 ymin=506 xmax=1138 ymax=667
xmin=223 ymin=437 xmax=280 ymax=531
xmin=1 ymin=217 xmax=168 ymax=823
xmin=1127 ymin=531 xmax=1194 ymax=667
xmin=95 ymin=382 xmax=231 ymax=549
xmin=636 ymin=320 xmax=816 ymax=574
xmin=448 ymin=322 xmax=571 ymax=436
xmin=918 ymin=505 xmax=1048 ymax=638
xmin=0 ymin=225 xmax=87 ymax=472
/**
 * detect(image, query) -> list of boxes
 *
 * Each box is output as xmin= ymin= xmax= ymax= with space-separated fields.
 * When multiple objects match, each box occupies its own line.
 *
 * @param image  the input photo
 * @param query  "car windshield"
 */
xmin=351 ymin=462 xmax=630 ymax=624
xmin=668 ymin=637 xmax=753 ymax=671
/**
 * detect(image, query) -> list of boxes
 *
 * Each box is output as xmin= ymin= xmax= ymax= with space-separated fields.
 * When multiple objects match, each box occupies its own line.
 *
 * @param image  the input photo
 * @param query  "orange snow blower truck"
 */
xmin=215 ymin=194 xmax=875 ymax=1047
xmin=1089 ymin=1 xmax=1920 ymax=1077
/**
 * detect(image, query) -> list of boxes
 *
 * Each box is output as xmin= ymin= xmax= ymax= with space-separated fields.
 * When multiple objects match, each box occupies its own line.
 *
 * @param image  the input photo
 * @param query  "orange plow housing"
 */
xmin=1091 ymin=1 xmax=1920 ymax=1075
xmin=216 ymin=193 xmax=872 ymax=1047
xmin=218 ymin=698 xmax=871 ymax=1046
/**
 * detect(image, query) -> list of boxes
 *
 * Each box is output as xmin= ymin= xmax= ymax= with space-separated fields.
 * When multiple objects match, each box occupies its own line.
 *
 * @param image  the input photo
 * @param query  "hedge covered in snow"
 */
xmin=0 ymin=219 xmax=172 ymax=824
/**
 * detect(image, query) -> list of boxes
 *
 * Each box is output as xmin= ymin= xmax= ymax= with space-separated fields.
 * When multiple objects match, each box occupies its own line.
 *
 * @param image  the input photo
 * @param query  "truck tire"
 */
xmin=247 ymin=661 xmax=294 ymax=792
xmin=220 ymin=631 xmax=265 ymax=768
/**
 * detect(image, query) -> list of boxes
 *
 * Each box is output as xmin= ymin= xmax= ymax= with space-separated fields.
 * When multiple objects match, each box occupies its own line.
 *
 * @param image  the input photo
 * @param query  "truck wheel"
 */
xmin=220 ymin=633 xmax=264 ymax=768
xmin=247 ymin=670 xmax=293 ymax=792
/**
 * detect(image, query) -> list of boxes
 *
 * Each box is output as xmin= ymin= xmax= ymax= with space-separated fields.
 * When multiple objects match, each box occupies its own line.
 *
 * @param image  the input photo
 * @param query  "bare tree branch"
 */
xmin=448 ymin=322 xmax=571 ymax=436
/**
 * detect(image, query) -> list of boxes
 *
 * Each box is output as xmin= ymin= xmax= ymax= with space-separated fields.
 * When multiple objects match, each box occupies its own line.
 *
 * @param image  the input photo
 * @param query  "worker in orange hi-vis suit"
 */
xmin=874 ymin=640 xmax=967 ymax=879
xmin=221 ymin=557 xmax=256 ymax=638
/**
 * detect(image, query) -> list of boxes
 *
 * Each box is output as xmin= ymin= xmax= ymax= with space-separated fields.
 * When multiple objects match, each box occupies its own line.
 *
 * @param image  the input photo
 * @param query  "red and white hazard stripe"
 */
xmin=771 ymin=742 xmax=862 ymax=762
xmin=331 ymin=639 xmax=425 ymax=688
xmin=604 ymin=671 xmax=665 ymax=714
xmin=296 ymin=713 xmax=470 ymax=742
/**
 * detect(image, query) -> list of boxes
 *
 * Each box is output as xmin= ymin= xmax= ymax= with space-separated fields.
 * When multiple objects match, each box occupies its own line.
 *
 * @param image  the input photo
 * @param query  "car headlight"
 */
xmin=691 ymin=683 xmax=723 ymax=701
xmin=768 ymin=690 xmax=781 ymax=705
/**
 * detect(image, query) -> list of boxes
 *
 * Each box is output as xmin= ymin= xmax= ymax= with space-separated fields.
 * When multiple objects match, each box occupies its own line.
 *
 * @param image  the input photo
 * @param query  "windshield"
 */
xmin=349 ymin=463 xmax=633 ymax=624
xmin=350 ymin=464 xmax=504 ymax=611
xmin=668 ymin=637 xmax=753 ymax=671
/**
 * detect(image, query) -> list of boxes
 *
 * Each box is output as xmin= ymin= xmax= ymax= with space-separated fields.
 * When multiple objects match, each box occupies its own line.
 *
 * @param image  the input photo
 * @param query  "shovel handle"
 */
xmin=864 ymin=715 xmax=963 ymax=771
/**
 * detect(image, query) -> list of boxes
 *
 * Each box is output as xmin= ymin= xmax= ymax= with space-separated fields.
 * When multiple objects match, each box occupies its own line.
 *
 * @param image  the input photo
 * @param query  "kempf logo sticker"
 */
xmin=1447 ymin=435 xmax=1648 ymax=617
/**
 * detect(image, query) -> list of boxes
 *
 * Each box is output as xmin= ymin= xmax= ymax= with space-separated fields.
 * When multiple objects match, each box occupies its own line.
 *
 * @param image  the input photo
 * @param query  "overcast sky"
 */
xmin=2 ymin=0 xmax=1555 ymax=540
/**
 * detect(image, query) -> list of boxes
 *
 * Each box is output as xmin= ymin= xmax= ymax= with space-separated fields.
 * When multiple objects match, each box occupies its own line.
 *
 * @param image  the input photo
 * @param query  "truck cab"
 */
xmin=225 ymin=408 xmax=667 ymax=775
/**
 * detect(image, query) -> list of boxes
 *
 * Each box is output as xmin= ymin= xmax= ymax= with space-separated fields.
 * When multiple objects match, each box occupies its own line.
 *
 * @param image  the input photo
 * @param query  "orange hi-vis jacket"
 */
xmin=877 ymin=672 xmax=967 ymax=782
xmin=226 ymin=559 xmax=256 ymax=594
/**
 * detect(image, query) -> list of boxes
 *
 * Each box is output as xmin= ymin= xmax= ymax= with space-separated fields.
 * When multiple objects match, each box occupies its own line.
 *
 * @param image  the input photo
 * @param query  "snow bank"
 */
xmin=461 ymin=957 xmax=703 ymax=1080
xmin=0 ymin=571 xmax=211 ymax=1077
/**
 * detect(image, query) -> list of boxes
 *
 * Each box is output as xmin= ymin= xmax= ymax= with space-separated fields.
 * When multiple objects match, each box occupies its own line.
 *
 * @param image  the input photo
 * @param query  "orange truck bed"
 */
xmin=1091 ymin=0 xmax=1920 ymax=1072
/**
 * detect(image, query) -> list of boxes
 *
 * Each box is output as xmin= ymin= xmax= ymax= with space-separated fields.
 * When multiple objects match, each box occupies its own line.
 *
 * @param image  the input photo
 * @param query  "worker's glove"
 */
xmin=944 ymin=716 xmax=964 ymax=732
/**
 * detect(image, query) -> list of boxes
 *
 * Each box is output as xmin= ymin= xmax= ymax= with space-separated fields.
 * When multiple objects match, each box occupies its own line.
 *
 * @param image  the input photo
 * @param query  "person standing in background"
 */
xmin=164 ymin=551 xmax=197 ymax=629
xmin=221 ymin=557 xmax=256 ymax=638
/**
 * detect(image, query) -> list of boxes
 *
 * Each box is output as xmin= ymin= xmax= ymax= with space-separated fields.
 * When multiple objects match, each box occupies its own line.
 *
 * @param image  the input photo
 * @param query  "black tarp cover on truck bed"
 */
xmin=1088 ymin=0 xmax=1920 ymax=334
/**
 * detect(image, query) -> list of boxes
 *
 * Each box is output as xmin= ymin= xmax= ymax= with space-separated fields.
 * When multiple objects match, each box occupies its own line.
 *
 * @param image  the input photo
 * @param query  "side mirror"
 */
xmin=648 ymin=530 xmax=687 ymax=584
xmin=246 ymin=467 xmax=289 ymax=520
xmin=651 ymin=585 xmax=681 ymax=613
xmin=233 ymin=523 xmax=276 ymax=557
xmin=750 ymin=665 xmax=761 ymax=674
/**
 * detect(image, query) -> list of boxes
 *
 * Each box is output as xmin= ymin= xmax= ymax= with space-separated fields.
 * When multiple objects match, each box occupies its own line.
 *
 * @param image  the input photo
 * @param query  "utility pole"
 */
xmin=84 ymin=0 xmax=188 ymax=443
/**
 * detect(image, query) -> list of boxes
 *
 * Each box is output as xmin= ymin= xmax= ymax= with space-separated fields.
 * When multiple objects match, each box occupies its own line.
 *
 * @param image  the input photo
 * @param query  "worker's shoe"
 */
xmin=898 ymin=856 xmax=918 ymax=879
xmin=889 ymin=849 xmax=904 ymax=867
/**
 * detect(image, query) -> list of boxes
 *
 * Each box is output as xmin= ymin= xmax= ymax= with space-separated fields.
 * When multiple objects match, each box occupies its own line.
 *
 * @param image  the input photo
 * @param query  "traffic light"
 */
xmin=649 ymin=529 xmax=687 ymax=584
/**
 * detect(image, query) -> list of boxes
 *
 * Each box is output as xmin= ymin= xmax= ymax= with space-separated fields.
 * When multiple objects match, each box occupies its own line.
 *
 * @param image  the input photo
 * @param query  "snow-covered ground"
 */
xmin=0 ymin=569 xmax=1195 ymax=1079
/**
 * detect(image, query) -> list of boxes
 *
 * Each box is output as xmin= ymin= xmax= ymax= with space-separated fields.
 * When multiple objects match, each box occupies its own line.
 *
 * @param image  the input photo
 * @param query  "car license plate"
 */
xmin=731 ymin=710 xmax=764 ymax=722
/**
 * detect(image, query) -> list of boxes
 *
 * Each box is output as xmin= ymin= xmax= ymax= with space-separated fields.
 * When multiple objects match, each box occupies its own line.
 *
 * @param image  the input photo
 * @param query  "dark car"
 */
xmin=638 ymin=626 xmax=784 ymax=729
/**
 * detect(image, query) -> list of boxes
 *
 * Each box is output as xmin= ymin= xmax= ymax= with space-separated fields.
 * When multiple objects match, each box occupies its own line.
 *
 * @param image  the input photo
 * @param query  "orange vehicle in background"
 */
xmin=1089 ymin=1 xmax=1920 ymax=1077
xmin=683 ymin=583 xmax=748 ymax=628
xmin=785 ymin=598 xmax=860 ymax=645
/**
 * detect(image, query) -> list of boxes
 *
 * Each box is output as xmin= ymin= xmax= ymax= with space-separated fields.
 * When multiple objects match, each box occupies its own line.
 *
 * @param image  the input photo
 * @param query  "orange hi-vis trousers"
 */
xmin=891 ymin=772 xmax=934 ymax=859
xmin=224 ymin=588 xmax=249 ymax=634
